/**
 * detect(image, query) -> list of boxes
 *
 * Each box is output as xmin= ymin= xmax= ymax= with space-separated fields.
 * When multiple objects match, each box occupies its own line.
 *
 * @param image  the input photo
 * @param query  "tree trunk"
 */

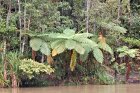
xmin=117 ymin=0 xmax=121 ymax=21
xmin=21 ymin=0 xmax=27 ymax=55
xmin=125 ymin=56 xmax=131 ymax=81
xmin=32 ymin=49 xmax=36 ymax=60
xmin=11 ymin=72 xmax=18 ymax=88
xmin=17 ymin=0 xmax=22 ymax=54
xmin=86 ymin=0 xmax=90 ymax=33
xmin=2 ymin=39 xmax=7 ymax=87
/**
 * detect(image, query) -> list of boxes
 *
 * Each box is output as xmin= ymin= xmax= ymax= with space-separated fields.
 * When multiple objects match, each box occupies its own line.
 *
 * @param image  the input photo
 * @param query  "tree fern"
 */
xmin=28 ymin=28 xmax=114 ymax=68
xmin=99 ymin=21 xmax=127 ymax=33
xmin=122 ymin=37 xmax=140 ymax=46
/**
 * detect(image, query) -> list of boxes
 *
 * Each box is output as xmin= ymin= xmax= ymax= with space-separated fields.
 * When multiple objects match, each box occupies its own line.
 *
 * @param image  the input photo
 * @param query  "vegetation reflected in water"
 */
xmin=1 ymin=84 xmax=140 ymax=93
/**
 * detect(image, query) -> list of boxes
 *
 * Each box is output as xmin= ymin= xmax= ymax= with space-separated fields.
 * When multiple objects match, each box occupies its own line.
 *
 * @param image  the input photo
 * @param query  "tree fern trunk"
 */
xmin=32 ymin=49 xmax=36 ymax=60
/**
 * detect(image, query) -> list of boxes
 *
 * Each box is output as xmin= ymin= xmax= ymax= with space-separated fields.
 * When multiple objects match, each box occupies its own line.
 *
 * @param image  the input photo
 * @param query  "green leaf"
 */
xmin=30 ymin=38 xmax=50 ymax=55
xmin=117 ymin=46 xmax=128 ymax=52
xmin=80 ymin=52 xmax=89 ymax=62
xmin=74 ymin=44 xmax=85 ymax=54
xmin=119 ymin=53 xmax=126 ymax=57
xmin=74 ymin=38 xmax=98 ymax=47
xmin=98 ymin=43 xmax=113 ymax=55
xmin=63 ymin=28 xmax=75 ymax=35
xmin=51 ymin=40 xmax=64 ymax=49
xmin=80 ymin=43 xmax=92 ymax=61
xmin=40 ymin=42 xmax=50 ymax=56
xmin=93 ymin=48 xmax=104 ymax=63
xmin=30 ymin=38 xmax=42 ymax=51
xmin=65 ymin=40 xmax=76 ymax=50
xmin=54 ymin=42 xmax=66 ymax=54
xmin=74 ymin=33 xmax=93 ymax=38
xmin=100 ymin=22 xmax=127 ymax=33
xmin=129 ymin=54 xmax=135 ymax=58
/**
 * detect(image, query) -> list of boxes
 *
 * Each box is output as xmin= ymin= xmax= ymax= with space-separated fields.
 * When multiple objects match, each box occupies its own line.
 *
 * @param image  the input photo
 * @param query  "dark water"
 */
xmin=1 ymin=84 xmax=140 ymax=93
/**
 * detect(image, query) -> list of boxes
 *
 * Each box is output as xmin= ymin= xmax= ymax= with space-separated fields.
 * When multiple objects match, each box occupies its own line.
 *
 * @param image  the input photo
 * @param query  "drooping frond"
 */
xmin=74 ymin=43 xmax=85 ymax=54
xmin=51 ymin=40 xmax=64 ymax=49
xmin=98 ymin=43 xmax=114 ymax=55
xmin=51 ymin=40 xmax=66 ymax=56
xmin=30 ymin=38 xmax=50 ymax=56
xmin=73 ymin=37 xmax=98 ymax=48
xmin=65 ymin=40 xmax=77 ymax=50
xmin=30 ymin=38 xmax=43 ymax=51
xmin=40 ymin=42 xmax=51 ymax=56
xmin=93 ymin=47 xmax=104 ymax=63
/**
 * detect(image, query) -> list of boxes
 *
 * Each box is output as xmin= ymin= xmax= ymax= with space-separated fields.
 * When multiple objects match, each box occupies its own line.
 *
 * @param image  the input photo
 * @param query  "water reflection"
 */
xmin=1 ymin=84 xmax=140 ymax=93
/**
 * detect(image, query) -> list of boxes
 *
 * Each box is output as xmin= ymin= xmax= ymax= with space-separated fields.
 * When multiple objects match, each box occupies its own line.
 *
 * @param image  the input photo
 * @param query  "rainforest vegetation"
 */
xmin=0 ymin=0 xmax=140 ymax=88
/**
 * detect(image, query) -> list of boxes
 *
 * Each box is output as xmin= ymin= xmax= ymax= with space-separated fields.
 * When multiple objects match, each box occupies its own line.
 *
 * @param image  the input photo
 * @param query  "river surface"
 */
xmin=1 ymin=84 xmax=140 ymax=93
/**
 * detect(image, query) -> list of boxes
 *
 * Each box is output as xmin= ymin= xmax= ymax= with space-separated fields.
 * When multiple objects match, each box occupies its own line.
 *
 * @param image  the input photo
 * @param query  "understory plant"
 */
xmin=19 ymin=59 xmax=54 ymax=79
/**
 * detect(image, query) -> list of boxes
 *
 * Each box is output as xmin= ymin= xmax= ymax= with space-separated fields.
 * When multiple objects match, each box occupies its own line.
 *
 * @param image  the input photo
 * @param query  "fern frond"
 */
xmin=40 ymin=42 xmax=50 ymax=56
xmin=51 ymin=40 xmax=64 ymax=49
xmin=49 ymin=33 xmax=69 ymax=39
xmin=122 ymin=37 xmax=140 ymax=46
xmin=52 ymin=41 xmax=66 ymax=55
xmin=65 ymin=40 xmax=77 ymax=50
xmin=30 ymin=38 xmax=43 ymax=51
xmin=30 ymin=38 xmax=50 ymax=55
xmin=74 ymin=43 xmax=85 ymax=54
xmin=74 ymin=33 xmax=93 ymax=38
xmin=100 ymin=22 xmax=127 ymax=33
xmin=93 ymin=47 xmax=104 ymax=63
xmin=63 ymin=28 xmax=75 ymax=35
xmin=98 ymin=43 xmax=114 ymax=55
xmin=74 ymin=38 xmax=98 ymax=48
